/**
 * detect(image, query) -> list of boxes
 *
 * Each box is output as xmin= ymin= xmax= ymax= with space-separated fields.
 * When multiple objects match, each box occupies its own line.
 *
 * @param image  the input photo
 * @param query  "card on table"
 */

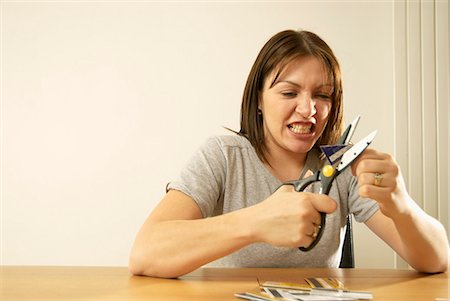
xmin=235 ymin=277 xmax=372 ymax=301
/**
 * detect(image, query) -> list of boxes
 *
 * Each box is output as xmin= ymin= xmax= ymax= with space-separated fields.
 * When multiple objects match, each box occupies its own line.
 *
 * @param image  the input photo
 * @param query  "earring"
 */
xmin=257 ymin=109 xmax=262 ymax=115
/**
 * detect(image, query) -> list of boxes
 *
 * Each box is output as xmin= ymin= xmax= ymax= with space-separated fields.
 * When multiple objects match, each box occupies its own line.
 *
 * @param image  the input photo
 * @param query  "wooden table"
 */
xmin=1 ymin=266 xmax=448 ymax=300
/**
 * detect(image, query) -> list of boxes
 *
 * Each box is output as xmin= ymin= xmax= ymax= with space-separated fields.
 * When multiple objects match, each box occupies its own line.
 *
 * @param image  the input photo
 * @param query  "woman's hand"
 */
xmin=351 ymin=148 xmax=412 ymax=219
xmin=248 ymin=185 xmax=337 ymax=248
xmin=353 ymin=148 xmax=449 ymax=273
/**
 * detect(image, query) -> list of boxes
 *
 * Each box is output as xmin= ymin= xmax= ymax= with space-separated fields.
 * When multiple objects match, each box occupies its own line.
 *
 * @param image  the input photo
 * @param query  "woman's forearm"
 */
xmin=129 ymin=208 xmax=255 ymax=278
xmin=393 ymin=202 xmax=449 ymax=273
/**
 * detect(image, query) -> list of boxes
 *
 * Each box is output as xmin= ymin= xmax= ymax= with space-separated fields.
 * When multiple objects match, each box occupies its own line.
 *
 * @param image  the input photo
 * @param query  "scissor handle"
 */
xmin=290 ymin=171 xmax=320 ymax=192
xmin=293 ymin=165 xmax=337 ymax=252
xmin=319 ymin=165 xmax=337 ymax=195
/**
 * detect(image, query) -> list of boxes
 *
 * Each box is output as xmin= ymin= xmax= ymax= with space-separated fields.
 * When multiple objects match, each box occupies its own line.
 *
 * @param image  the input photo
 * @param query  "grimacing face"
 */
xmin=259 ymin=56 xmax=333 ymax=158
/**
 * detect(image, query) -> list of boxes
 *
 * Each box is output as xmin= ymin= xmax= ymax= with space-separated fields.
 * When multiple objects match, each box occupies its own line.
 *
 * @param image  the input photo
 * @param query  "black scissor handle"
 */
xmin=282 ymin=166 xmax=337 ymax=252
xmin=291 ymin=165 xmax=336 ymax=194
xmin=286 ymin=172 xmax=326 ymax=252
xmin=291 ymin=167 xmax=336 ymax=252
xmin=290 ymin=171 xmax=320 ymax=192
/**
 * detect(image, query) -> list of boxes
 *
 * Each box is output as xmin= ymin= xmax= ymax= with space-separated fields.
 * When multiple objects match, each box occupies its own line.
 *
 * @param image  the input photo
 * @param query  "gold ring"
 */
xmin=311 ymin=225 xmax=321 ymax=239
xmin=374 ymin=172 xmax=383 ymax=186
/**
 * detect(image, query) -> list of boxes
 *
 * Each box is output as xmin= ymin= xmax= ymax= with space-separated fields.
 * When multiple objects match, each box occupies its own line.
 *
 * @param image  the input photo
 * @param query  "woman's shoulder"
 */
xmin=204 ymin=134 xmax=253 ymax=150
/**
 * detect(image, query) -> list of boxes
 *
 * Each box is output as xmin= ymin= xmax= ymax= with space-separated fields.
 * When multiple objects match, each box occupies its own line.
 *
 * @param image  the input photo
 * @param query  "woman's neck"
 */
xmin=264 ymin=150 xmax=308 ymax=182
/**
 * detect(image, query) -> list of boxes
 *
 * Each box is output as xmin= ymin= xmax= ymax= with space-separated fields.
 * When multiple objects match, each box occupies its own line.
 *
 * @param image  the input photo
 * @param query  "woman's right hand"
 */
xmin=248 ymin=185 xmax=337 ymax=248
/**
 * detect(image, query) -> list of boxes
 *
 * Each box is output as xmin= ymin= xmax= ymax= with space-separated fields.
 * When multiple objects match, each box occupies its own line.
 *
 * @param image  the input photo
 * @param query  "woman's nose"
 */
xmin=295 ymin=94 xmax=316 ymax=118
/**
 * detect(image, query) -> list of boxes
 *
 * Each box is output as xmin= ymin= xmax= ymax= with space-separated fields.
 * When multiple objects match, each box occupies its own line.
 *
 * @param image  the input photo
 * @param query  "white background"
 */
xmin=1 ymin=0 xmax=447 ymax=268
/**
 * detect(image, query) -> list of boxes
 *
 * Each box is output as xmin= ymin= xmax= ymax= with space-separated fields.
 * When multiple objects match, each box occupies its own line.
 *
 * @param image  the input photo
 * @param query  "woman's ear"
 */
xmin=257 ymin=91 xmax=262 ymax=112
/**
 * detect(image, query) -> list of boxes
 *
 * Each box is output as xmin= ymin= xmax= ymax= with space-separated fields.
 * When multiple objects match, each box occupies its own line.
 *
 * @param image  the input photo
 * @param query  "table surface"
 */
xmin=1 ymin=266 xmax=449 ymax=300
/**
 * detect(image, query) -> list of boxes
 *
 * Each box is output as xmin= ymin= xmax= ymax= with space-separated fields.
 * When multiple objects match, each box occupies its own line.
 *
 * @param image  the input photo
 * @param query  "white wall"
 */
xmin=0 ymin=1 xmax=446 ymax=267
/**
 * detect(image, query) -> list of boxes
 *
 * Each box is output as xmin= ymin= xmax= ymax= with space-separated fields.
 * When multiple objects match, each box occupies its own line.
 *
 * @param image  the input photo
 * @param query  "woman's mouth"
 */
xmin=288 ymin=122 xmax=314 ymax=134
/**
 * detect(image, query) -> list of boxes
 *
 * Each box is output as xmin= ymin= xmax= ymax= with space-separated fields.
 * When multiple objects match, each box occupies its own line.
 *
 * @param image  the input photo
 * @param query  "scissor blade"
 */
xmin=336 ymin=130 xmax=377 ymax=172
xmin=337 ymin=115 xmax=361 ymax=145
xmin=344 ymin=115 xmax=361 ymax=144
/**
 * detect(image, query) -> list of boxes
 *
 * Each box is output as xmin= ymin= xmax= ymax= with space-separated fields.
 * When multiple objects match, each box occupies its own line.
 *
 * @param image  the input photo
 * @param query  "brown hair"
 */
xmin=239 ymin=30 xmax=344 ymax=164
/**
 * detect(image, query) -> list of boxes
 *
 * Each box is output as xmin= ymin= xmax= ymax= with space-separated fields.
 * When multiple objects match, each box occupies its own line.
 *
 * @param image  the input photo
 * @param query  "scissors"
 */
xmin=285 ymin=116 xmax=377 ymax=251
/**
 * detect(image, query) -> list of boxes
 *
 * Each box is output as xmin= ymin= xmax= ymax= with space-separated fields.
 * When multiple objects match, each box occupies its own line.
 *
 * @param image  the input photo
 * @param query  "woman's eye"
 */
xmin=315 ymin=94 xmax=332 ymax=100
xmin=281 ymin=91 xmax=297 ymax=98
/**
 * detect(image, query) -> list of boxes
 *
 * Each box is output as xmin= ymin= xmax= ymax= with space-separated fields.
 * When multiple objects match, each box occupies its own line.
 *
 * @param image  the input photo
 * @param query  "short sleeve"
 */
xmin=166 ymin=137 xmax=226 ymax=218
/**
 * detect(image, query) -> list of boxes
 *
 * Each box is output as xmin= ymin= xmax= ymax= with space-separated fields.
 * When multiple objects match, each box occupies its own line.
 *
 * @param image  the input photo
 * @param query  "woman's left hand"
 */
xmin=351 ymin=148 xmax=412 ymax=219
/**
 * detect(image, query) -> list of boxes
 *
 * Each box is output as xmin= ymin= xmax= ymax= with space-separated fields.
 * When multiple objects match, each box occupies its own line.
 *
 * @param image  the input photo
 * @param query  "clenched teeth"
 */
xmin=289 ymin=123 xmax=312 ymax=134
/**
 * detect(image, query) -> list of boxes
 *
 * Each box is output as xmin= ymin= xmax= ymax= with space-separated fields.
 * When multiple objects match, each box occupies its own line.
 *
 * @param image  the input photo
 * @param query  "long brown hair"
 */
xmin=239 ymin=30 xmax=344 ymax=164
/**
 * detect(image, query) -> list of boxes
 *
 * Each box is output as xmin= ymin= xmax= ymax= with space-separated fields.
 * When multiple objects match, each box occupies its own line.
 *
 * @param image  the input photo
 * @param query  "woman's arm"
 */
xmin=352 ymin=149 xmax=449 ymax=273
xmin=129 ymin=187 xmax=337 ymax=278
xmin=365 ymin=207 xmax=448 ymax=273
xmin=128 ymin=190 xmax=254 ymax=278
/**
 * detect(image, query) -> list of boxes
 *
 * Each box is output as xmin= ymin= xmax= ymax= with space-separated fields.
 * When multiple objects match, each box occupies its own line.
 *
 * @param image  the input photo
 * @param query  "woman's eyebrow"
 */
xmin=272 ymin=80 xmax=301 ymax=87
xmin=273 ymin=80 xmax=333 ymax=89
xmin=317 ymin=84 xmax=334 ymax=91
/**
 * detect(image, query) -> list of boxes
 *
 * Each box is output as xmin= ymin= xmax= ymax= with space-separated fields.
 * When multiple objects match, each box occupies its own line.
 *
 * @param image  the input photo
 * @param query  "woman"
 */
xmin=129 ymin=30 xmax=449 ymax=278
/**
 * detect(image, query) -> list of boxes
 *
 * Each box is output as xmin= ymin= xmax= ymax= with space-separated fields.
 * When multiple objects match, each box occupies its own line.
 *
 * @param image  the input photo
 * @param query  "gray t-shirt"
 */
xmin=167 ymin=134 xmax=379 ymax=268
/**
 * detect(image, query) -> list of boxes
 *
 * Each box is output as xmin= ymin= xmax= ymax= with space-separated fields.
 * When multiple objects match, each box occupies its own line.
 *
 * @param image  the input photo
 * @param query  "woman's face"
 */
xmin=259 ymin=56 xmax=333 ymax=158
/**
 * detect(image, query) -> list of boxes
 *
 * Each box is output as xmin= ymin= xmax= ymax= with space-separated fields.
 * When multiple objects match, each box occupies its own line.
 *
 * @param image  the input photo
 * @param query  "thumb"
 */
xmin=307 ymin=193 xmax=337 ymax=214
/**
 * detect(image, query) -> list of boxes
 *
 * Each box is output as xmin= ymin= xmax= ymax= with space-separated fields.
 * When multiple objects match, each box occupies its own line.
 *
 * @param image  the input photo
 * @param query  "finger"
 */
xmin=278 ymin=184 xmax=295 ymax=192
xmin=291 ymin=223 xmax=316 ymax=248
xmin=299 ymin=227 xmax=317 ymax=247
xmin=357 ymin=171 xmax=393 ymax=188
xmin=300 ymin=236 xmax=315 ymax=248
xmin=300 ymin=224 xmax=322 ymax=248
xmin=303 ymin=192 xmax=337 ymax=214
xmin=354 ymin=159 xmax=391 ymax=177
xmin=303 ymin=169 xmax=314 ymax=179
xmin=351 ymin=148 xmax=388 ymax=176
xmin=358 ymin=183 xmax=392 ymax=201
xmin=306 ymin=223 xmax=317 ymax=236
xmin=351 ymin=148 xmax=373 ymax=176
